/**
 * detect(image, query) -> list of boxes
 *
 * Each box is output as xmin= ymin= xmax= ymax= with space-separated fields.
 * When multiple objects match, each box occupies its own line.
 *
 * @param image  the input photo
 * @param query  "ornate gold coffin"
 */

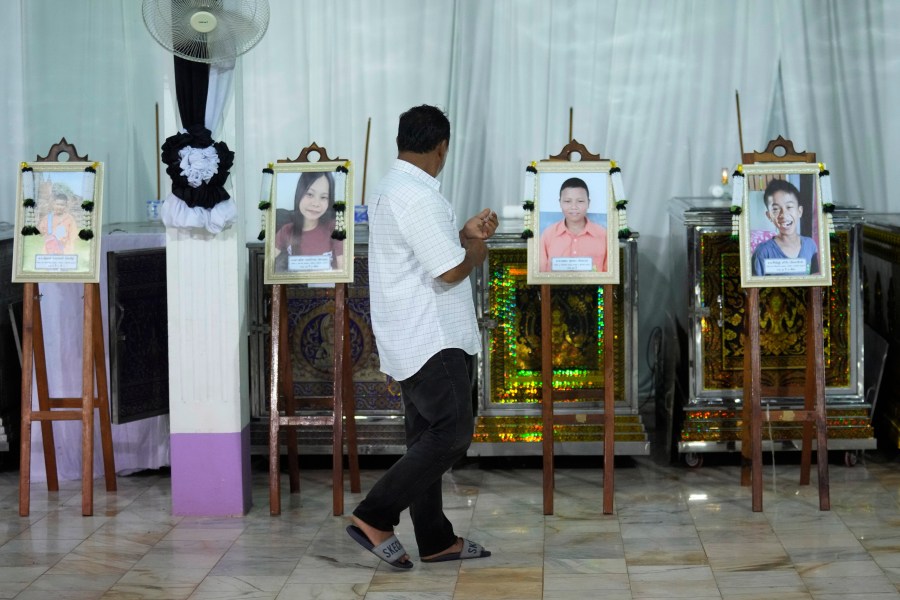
xmin=668 ymin=199 xmax=873 ymax=459
xmin=470 ymin=234 xmax=648 ymax=455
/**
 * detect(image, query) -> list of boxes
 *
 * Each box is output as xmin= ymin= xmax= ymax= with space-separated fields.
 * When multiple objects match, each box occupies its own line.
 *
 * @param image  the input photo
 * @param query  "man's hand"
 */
xmin=461 ymin=208 xmax=499 ymax=241
xmin=442 ymin=208 xmax=497 ymax=284
xmin=441 ymin=237 xmax=488 ymax=284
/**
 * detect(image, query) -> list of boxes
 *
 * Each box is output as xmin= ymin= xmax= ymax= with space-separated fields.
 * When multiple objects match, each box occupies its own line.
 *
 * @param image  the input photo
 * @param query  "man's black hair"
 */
xmin=397 ymin=105 xmax=450 ymax=154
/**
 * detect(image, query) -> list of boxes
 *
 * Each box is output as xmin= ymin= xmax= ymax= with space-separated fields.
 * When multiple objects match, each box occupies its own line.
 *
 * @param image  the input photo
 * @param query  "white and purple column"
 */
xmin=166 ymin=225 xmax=251 ymax=516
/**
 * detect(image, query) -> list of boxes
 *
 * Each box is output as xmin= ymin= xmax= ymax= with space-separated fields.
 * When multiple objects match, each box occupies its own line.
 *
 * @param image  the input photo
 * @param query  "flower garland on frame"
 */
xmin=520 ymin=162 xmax=537 ymax=239
xmin=610 ymin=160 xmax=631 ymax=239
xmin=730 ymin=164 xmax=744 ymax=240
xmin=77 ymin=163 xmax=99 ymax=240
xmin=818 ymin=163 xmax=835 ymax=238
xmin=19 ymin=163 xmax=39 ymax=236
xmin=256 ymin=164 xmax=274 ymax=240
xmin=331 ymin=162 xmax=350 ymax=241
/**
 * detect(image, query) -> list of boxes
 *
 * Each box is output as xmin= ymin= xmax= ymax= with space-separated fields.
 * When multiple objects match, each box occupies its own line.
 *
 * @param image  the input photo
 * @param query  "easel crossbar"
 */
xmin=279 ymin=415 xmax=335 ymax=427
xmin=30 ymin=411 xmax=84 ymax=421
xmin=551 ymin=389 xmax=604 ymax=400
xmin=551 ymin=414 xmax=607 ymax=425
xmin=758 ymin=410 xmax=819 ymax=423
xmin=49 ymin=398 xmax=99 ymax=408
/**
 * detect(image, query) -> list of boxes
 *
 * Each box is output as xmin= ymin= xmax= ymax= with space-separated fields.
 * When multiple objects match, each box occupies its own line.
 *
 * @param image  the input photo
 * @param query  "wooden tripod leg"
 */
xmin=808 ymin=286 xmax=830 ymax=510
xmin=541 ymin=285 xmax=554 ymax=515
xmin=740 ymin=291 xmax=754 ymax=488
xmin=280 ymin=286 xmax=299 ymax=494
xmin=799 ymin=287 xmax=814 ymax=486
xmin=31 ymin=284 xmax=59 ymax=492
xmin=269 ymin=284 xmax=284 ymax=515
xmin=747 ymin=289 xmax=763 ymax=512
xmin=740 ymin=311 xmax=752 ymax=489
xmin=81 ymin=284 xmax=95 ymax=516
xmin=602 ymin=285 xmax=615 ymax=515
xmin=19 ymin=284 xmax=37 ymax=516
xmin=342 ymin=292 xmax=361 ymax=494
xmin=91 ymin=283 xmax=116 ymax=492
xmin=332 ymin=284 xmax=347 ymax=516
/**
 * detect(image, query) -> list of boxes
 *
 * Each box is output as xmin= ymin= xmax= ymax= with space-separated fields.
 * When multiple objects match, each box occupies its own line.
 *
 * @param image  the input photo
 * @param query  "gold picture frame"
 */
xmin=12 ymin=161 xmax=104 ymax=283
xmin=263 ymin=161 xmax=354 ymax=285
xmin=739 ymin=162 xmax=831 ymax=288
xmin=527 ymin=160 xmax=619 ymax=285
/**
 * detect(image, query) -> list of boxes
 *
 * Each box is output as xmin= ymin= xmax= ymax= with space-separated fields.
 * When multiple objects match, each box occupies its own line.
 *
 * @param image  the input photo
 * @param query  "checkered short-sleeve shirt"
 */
xmin=367 ymin=159 xmax=481 ymax=381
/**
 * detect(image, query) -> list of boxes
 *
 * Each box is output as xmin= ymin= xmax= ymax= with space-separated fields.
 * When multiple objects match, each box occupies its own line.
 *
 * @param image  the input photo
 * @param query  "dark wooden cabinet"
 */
xmin=0 ymin=233 xmax=24 ymax=469
xmin=107 ymin=247 xmax=169 ymax=423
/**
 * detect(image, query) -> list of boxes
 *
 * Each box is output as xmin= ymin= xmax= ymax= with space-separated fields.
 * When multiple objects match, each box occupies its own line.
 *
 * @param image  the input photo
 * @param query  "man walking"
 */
xmin=346 ymin=105 xmax=497 ymax=569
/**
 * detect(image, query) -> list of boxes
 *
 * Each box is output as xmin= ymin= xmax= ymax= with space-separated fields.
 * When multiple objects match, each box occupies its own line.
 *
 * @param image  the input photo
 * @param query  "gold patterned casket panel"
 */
xmin=486 ymin=247 xmax=625 ymax=404
xmin=699 ymin=232 xmax=850 ymax=392
xmin=474 ymin=415 xmax=647 ymax=443
xmin=284 ymin=257 xmax=401 ymax=412
xmin=679 ymin=408 xmax=873 ymax=442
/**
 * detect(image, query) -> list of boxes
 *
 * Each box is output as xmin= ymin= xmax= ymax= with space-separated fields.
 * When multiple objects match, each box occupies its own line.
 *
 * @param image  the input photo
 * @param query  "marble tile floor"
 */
xmin=2 ymin=452 xmax=900 ymax=599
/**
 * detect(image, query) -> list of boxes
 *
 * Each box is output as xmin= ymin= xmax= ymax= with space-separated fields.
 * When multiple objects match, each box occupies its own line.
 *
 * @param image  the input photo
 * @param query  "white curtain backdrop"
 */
xmin=236 ymin=0 xmax=456 ymax=227
xmin=14 ymin=0 xmax=165 ymax=224
xmin=7 ymin=0 xmax=900 ymax=397
xmin=1 ymin=1 xmax=25 ymax=230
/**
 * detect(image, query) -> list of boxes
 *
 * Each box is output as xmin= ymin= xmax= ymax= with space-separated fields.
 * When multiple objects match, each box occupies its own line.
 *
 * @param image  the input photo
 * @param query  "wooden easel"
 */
xmin=19 ymin=139 xmax=117 ymax=517
xmin=268 ymin=143 xmax=360 ymax=516
xmin=739 ymin=137 xmax=830 ymax=512
xmin=539 ymin=140 xmax=617 ymax=516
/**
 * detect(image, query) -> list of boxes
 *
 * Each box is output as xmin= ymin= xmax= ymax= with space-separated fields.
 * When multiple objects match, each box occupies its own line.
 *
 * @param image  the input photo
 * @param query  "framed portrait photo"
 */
xmin=12 ymin=161 xmax=104 ymax=283
xmin=526 ymin=161 xmax=619 ymax=285
xmin=262 ymin=161 xmax=354 ymax=285
xmin=738 ymin=163 xmax=831 ymax=288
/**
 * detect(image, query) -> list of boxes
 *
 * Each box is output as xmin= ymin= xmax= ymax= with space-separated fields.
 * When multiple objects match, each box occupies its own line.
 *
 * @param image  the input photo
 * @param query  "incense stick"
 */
xmin=735 ymin=91 xmax=745 ymax=158
xmin=361 ymin=117 xmax=371 ymax=205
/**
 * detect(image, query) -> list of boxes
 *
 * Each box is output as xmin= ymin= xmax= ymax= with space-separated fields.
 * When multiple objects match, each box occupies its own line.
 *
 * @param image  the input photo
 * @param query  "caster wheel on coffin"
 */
xmin=683 ymin=452 xmax=704 ymax=469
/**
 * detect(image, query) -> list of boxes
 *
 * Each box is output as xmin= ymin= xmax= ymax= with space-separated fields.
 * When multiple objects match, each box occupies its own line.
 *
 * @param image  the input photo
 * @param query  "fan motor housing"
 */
xmin=190 ymin=11 xmax=218 ymax=33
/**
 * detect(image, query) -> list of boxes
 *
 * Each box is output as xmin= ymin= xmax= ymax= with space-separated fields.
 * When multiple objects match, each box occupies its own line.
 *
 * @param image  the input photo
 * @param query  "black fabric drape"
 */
xmin=166 ymin=55 xmax=233 ymax=209
xmin=174 ymin=56 xmax=209 ymax=128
